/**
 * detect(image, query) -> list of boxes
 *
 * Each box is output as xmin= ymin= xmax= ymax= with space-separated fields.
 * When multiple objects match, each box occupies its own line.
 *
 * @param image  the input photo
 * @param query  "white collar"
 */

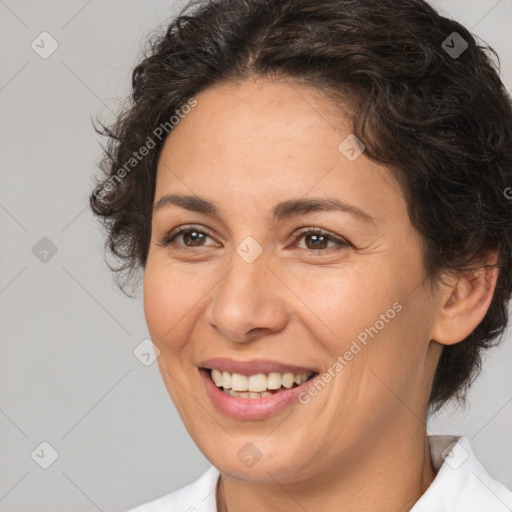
xmin=411 ymin=434 xmax=512 ymax=511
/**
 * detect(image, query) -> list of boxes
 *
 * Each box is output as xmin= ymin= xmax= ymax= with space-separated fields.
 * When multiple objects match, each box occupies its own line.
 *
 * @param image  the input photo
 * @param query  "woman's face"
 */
xmin=143 ymin=77 xmax=443 ymax=483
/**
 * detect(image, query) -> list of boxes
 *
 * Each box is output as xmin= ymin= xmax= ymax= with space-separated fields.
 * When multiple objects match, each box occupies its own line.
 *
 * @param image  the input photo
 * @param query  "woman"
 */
xmin=89 ymin=0 xmax=512 ymax=510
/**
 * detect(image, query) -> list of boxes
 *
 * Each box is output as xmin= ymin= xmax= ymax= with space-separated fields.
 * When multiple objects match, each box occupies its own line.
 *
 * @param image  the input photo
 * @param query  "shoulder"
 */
xmin=412 ymin=435 xmax=512 ymax=512
xmin=125 ymin=465 xmax=220 ymax=512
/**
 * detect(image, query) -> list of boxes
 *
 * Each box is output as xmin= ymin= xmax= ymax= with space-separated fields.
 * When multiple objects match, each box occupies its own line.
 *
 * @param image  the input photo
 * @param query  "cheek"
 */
xmin=143 ymin=259 xmax=195 ymax=345
xmin=288 ymin=261 xmax=398 ymax=348
xmin=143 ymin=255 xmax=221 ymax=348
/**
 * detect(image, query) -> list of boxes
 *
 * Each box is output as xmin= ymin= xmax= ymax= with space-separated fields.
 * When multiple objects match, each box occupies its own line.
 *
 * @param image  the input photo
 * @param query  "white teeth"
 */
xmin=211 ymin=368 xmax=223 ymax=387
xmin=267 ymin=372 xmax=282 ymax=390
xmin=225 ymin=389 xmax=273 ymax=398
xmin=231 ymin=373 xmax=249 ymax=391
xmin=282 ymin=373 xmax=295 ymax=388
xmin=248 ymin=373 xmax=267 ymax=392
xmin=209 ymin=369 xmax=314 ymax=394
xmin=221 ymin=372 xmax=231 ymax=389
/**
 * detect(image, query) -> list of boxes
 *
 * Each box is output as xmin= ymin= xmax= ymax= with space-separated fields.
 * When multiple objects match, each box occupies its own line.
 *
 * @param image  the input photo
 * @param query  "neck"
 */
xmin=216 ymin=427 xmax=437 ymax=512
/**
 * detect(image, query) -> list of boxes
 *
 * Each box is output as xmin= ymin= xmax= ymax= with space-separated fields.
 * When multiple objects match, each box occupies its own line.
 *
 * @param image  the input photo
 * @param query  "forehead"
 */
xmin=166 ymin=77 xmax=352 ymax=149
xmin=154 ymin=78 xmax=405 ymax=226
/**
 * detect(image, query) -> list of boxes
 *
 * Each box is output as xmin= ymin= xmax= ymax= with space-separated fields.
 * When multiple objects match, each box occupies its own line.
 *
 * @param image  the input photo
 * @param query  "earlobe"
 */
xmin=430 ymin=258 xmax=499 ymax=346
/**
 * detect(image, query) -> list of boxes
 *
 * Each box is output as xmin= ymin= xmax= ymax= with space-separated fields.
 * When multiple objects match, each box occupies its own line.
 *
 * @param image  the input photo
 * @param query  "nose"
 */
xmin=204 ymin=249 xmax=289 ymax=344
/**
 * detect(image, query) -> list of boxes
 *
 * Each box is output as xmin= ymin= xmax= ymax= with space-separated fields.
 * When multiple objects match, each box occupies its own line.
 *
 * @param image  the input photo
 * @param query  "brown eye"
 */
xmin=178 ymin=230 xmax=208 ymax=246
xmin=293 ymin=228 xmax=350 ymax=252
xmin=158 ymin=226 xmax=214 ymax=248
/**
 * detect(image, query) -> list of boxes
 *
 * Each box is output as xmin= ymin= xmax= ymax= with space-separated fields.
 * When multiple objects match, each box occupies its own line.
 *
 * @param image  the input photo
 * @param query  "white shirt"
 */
xmin=126 ymin=435 xmax=512 ymax=512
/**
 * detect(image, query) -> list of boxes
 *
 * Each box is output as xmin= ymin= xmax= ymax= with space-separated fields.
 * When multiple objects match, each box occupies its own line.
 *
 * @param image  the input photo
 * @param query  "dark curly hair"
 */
xmin=89 ymin=0 xmax=512 ymax=413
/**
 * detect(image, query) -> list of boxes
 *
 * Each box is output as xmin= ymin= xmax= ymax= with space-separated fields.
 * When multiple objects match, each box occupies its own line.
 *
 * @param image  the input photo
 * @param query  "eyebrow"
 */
xmin=153 ymin=194 xmax=375 ymax=224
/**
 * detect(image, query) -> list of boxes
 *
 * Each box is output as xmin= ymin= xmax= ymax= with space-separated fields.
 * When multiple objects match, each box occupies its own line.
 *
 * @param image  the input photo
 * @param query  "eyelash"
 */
xmin=157 ymin=224 xmax=350 ymax=253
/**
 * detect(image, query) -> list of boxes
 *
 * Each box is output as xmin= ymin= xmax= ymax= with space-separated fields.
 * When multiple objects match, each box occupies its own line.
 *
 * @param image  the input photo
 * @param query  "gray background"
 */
xmin=1 ymin=1 xmax=511 ymax=510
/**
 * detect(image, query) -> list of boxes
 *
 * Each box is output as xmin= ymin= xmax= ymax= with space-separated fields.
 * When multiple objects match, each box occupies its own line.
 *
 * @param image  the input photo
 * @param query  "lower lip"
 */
xmin=199 ymin=368 xmax=318 ymax=420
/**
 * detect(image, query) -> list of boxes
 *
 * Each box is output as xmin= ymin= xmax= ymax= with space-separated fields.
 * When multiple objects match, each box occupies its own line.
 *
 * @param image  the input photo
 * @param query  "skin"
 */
xmin=143 ymin=76 xmax=499 ymax=512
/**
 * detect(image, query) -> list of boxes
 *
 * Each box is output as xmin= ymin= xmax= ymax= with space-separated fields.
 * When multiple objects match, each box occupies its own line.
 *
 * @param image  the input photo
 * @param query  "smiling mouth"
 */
xmin=203 ymin=367 xmax=319 ymax=398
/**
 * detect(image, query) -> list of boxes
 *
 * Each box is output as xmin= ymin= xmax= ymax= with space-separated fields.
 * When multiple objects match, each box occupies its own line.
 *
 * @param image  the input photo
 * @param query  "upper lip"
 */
xmin=200 ymin=358 xmax=319 ymax=376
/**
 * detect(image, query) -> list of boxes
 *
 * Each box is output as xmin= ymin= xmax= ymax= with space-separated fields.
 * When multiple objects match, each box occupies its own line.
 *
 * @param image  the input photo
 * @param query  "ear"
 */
xmin=430 ymin=253 xmax=499 ymax=346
